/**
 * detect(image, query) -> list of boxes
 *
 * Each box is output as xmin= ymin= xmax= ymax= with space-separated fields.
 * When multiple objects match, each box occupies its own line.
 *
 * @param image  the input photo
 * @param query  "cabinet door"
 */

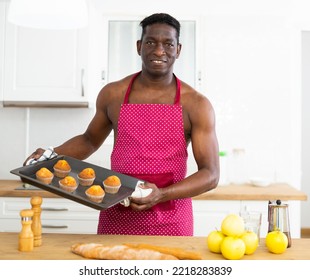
xmin=3 ymin=4 xmax=88 ymax=107
xmin=193 ymin=200 xmax=272 ymax=238
xmin=192 ymin=200 xmax=241 ymax=236
xmin=0 ymin=197 xmax=98 ymax=234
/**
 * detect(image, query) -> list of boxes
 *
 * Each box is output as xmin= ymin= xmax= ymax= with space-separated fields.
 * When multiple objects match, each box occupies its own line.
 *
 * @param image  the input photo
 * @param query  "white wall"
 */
xmin=0 ymin=0 xmax=309 ymax=228
xmin=302 ymin=32 xmax=310 ymax=228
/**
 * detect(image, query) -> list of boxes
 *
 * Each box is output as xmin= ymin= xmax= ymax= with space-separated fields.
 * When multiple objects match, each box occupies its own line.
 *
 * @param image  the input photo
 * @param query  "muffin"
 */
xmin=59 ymin=176 xmax=78 ymax=193
xmin=53 ymin=159 xmax=71 ymax=178
xmin=36 ymin=167 xmax=54 ymax=184
xmin=103 ymin=175 xmax=122 ymax=194
xmin=85 ymin=185 xmax=105 ymax=203
xmin=77 ymin=168 xmax=96 ymax=186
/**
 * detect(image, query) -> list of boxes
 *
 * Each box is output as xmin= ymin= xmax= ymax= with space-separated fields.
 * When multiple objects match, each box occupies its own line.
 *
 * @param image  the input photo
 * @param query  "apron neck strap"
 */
xmin=123 ymin=71 xmax=181 ymax=105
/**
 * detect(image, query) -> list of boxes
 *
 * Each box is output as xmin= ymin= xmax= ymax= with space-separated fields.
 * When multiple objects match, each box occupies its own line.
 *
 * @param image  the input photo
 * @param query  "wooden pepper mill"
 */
xmin=30 ymin=196 xmax=42 ymax=247
xmin=19 ymin=209 xmax=34 ymax=252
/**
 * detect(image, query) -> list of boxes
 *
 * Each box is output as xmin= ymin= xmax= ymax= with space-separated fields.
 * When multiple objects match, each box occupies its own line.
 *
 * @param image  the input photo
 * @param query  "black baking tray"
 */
xmin=10 ymin=155 xmax=140 ymax=210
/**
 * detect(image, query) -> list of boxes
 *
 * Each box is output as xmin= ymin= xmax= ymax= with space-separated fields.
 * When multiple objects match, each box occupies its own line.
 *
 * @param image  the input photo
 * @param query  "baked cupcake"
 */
xmin=85 ymin=185 xmax=105 ymax=203
xmin=103 ymin=175 xmax=121 ymax=194
xmin=59 ymin=176 xmax=78 ymax=193
xmin=53 ymin=159 xmax=71 ymax=178
xmin=77 ymin=168 xmax=96 ymax=186
xmin=36 ymin=167 xmax=54 ymax=184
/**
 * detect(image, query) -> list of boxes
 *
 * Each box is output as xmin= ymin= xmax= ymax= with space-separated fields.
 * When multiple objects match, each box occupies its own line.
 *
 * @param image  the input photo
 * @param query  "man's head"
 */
xmin=140 ymin=13 xmax=181 ymax=44
xmin=137 ymin=13 xmax=182 ymax=75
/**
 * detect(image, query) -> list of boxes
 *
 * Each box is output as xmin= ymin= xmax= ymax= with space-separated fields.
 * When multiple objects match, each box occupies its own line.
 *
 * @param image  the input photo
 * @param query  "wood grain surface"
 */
xmin=0 ymin=232 xmax=309 ymax=260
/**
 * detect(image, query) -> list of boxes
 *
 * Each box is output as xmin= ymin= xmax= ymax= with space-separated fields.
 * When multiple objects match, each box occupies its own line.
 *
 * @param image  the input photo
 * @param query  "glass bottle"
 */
xmin=218 ymin=151 xmax=229 ymax=186
xmin=230 ymin=148 xmax=247 ymax=184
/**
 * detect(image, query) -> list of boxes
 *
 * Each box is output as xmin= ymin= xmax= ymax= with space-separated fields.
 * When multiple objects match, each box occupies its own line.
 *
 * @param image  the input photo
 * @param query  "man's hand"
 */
xmin=23 ymin=148 xmax=45 ymax=166
xmin=129 ymin=183 xmax=163 ymax=211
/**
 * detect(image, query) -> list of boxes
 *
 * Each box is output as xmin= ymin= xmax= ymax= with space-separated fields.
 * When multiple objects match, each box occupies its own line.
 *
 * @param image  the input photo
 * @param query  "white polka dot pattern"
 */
xmin=98 ymin=74 xmax=193 ymax=236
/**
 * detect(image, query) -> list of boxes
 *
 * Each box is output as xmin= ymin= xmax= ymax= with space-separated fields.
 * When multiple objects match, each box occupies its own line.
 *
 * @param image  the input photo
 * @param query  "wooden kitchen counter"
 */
xmin=0 ymin=180 xmax=60 ymax=198
xmin=0 ymin=180 xmax=307 ymax=201
xmin=0 ymin=232 xmax=309 ymax=260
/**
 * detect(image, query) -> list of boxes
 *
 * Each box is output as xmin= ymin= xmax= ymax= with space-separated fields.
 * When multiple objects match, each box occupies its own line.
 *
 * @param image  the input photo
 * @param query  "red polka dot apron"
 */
xmin=97 ymin=72 xmax=193 ymax=236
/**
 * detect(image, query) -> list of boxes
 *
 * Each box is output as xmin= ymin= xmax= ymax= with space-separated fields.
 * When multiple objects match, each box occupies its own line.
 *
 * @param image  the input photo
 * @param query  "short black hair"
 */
xmin=139 ymin=13 xmax=181 ymax=43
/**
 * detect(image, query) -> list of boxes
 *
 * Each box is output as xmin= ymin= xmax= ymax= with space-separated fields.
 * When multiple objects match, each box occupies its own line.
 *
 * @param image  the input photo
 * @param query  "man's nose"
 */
xmin=154 ymin=43 xmax=166 ymax=55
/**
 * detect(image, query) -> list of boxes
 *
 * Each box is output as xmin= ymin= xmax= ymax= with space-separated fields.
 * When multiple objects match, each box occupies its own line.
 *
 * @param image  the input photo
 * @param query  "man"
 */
xmin=25 ymin=13 xmax=219 ymax=236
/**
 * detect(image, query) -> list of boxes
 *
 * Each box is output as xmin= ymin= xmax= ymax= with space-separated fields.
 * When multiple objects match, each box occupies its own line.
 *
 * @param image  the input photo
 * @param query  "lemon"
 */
xmin=220 ymin=236 xmax=246 ymax=260
xmin=221 ymin=214 xmax=245 ymax=237
xmin=265 ymin=230 xmax=288 ymax=254
xmin=206 ymin=230 xmax=225 ymax=253
xmin=241 ymin=231 xmax=259 ymax=255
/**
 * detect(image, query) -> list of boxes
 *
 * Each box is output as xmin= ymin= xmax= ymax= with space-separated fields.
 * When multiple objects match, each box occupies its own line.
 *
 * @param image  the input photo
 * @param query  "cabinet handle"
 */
xmin=42 ymin=207 xmax=69 ymax=211
xmin=81 ymin=68 xmax=85 ymax=97
xmin=42 ymin=225 xmax=68 ymax=229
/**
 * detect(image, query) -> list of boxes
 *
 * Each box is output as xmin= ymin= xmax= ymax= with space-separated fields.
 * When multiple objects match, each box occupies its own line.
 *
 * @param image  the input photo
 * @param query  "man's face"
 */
xmin=137 ymin=23 xmax=181 ymax=75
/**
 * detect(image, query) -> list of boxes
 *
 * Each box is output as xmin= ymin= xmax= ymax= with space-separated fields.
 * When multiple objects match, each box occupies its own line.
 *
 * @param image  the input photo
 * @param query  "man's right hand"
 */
xmin=23 ymin=148 xmax=45 ymax=166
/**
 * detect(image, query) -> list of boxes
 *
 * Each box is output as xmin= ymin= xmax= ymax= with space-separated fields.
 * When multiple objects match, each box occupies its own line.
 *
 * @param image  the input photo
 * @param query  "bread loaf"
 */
xmin=71 ymin=243 xmax=178 ymax=260
xmin=125 ymin=243 xmax=202 ymax=260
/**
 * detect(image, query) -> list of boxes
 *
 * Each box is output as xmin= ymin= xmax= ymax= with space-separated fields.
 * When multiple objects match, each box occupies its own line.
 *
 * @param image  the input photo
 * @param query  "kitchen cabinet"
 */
xmin=0 ymin=1 xmax=5 ymax=102
xmin=2 ymin=1 xmax=89 ymax=107
xmin=1 ymin=196 xmax=258 ymax=236
xmin=0 ymin=180 xmax=307 ymax=236
xmin=192 ymin=200 xmax=269 ymax=237
xmin=0 ymin=197 xmax=99 ymax=234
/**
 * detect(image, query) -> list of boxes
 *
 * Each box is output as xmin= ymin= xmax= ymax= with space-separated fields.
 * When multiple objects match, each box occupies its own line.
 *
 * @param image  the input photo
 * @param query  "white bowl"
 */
xmin=249 ymin=178 xmax=271 ymax=187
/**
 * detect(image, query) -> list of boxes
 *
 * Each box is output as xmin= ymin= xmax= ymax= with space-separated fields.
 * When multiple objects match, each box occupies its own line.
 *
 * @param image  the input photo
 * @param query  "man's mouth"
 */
xmin=151 ymin=60 xmax=166 ymax=64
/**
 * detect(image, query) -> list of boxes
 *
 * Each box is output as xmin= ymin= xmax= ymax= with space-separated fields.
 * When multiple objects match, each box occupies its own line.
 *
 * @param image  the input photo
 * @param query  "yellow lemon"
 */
xmin=241 ymin=231 xmax=259 ymax=255
xmin=220 ymin=236 xmax=246 ymax=260
xmin=221 ymin=214 xmax=245 ymax=237
xmin=206 ymin=230 xmax=225 ymax=253
xmin=265 ymin=230 xmax=288 ymax=254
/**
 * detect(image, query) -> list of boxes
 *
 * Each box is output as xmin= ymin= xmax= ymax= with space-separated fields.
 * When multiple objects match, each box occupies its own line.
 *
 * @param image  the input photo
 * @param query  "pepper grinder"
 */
xmin=30 ymin=196 xmax=42 ymax=247
xmin=19 ymin=209 xmax=34 ymax=252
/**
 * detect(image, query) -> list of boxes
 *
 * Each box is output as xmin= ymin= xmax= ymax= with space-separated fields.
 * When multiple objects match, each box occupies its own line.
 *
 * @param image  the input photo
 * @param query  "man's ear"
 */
xmin=176 ymin=43 xmax=182 ymax=59
xmin=136 ymin=40 xmax=142 ymax=55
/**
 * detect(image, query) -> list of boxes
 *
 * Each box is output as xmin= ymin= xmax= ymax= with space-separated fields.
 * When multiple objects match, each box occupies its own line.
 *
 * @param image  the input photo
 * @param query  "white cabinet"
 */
xmin=2 ymin=2 xmax=89 ymax=107
xmin=0 ymin=197 xmax=99 ymax=234
xmin=0 ymin=197 xmax=297 ymax=237
xmin=0 ymin=1 xmax=5 ymax=102
xmin=193 ymin=200 xmax=269 ymax=237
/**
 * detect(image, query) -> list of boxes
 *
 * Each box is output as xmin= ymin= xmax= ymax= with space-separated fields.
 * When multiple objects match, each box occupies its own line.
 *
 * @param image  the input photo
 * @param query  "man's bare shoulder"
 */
xmin=180 ymin=80 xmax=213 ymax=110
xmin=99 ymin=74 xmax=134 ymax=97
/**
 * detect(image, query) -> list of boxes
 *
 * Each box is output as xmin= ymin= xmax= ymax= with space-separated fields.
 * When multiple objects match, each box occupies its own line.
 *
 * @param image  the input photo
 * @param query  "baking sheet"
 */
xmin=10 ymin=155 xmax=140 ymax=210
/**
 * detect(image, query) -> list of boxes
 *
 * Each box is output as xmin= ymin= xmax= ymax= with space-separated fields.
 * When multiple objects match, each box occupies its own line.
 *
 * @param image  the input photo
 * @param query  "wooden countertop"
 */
xmin=0 ymin=180 xmax=307 ymax=201
xmin=0 ymin=180 xmax=60 ymax=198
xmin=0 ymin=232 xmax=309 ymax=260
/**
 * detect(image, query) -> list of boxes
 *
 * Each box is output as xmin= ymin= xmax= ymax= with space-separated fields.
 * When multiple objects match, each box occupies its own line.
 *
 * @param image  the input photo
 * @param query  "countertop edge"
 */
xmin=0 ymin=180 xmax=307 ymax=201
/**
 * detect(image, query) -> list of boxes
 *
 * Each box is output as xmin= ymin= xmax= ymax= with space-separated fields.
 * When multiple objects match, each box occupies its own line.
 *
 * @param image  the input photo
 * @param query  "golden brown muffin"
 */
xmin=103 ymin=175 xmax=122 ymax=194
xmin=77 ymin=168 xmax=96 ymax=186
xmin=53 ymin=159 xmax=71 ymax=178
xmin=78 ymin=168 xmax=95 ymax=179
xmin=36 ymin=167 xmax=54 ymax=184
xmin=59 ymin=176 xmax=78 ymax=192
xmin=85 ymin=185 xmax=105 ymax=203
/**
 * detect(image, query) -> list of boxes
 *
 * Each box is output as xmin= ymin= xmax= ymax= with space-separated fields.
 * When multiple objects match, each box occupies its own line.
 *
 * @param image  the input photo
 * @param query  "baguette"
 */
xmin=71 ymin=243 xmax=178 ymax=260
xmin=125 ymin=243 xmax=202 ymax=260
